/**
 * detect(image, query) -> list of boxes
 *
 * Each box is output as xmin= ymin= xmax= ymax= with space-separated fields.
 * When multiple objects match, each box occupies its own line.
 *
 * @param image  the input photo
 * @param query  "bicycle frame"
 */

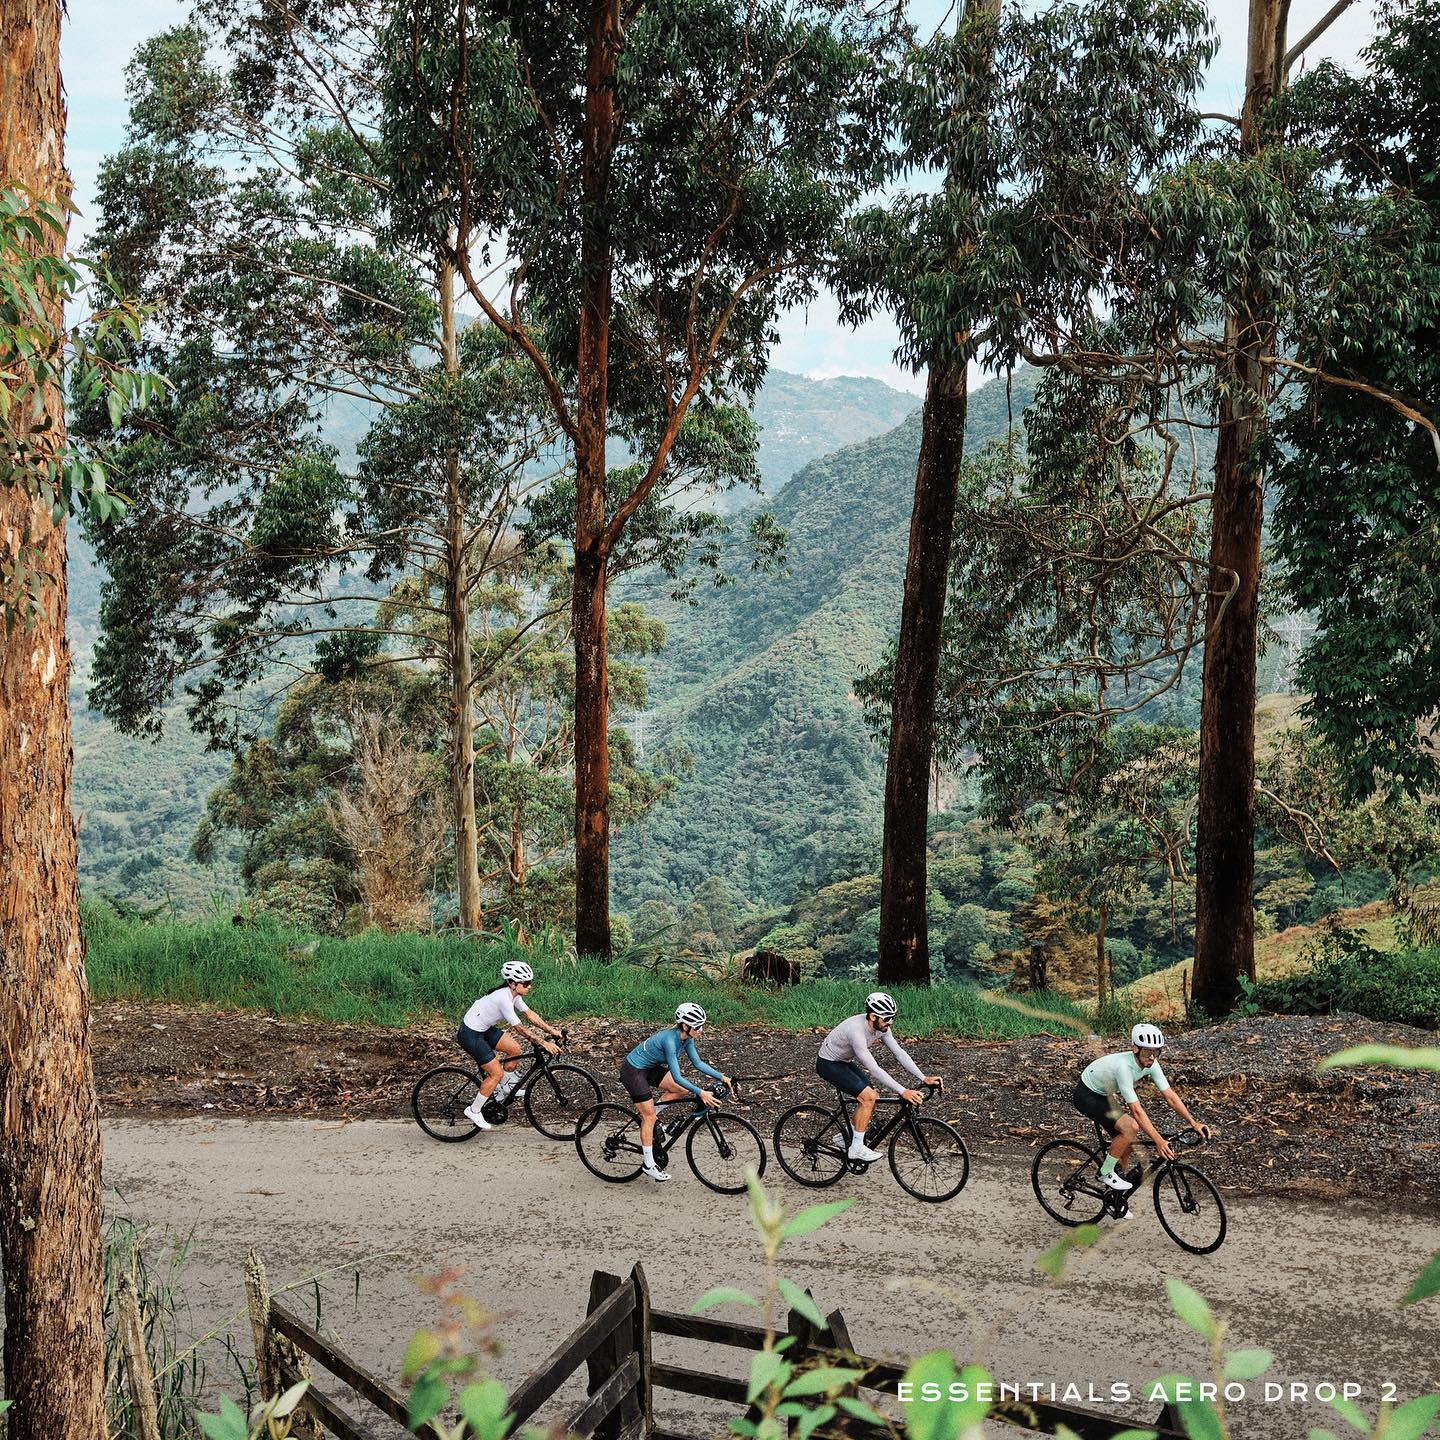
xmin=821 ymin=1084 xmax=936 ymax=1154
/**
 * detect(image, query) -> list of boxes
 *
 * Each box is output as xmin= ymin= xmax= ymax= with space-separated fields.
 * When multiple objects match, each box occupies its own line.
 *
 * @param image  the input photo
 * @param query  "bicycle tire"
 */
xmin=888 ymin=1116 xmax=970 ymax=1203
xmin=687 ymin=1112 xmax=767 ymax=1195
xmin=411 ymin=1066 xmax=483 ymax=1143
xmin=1031 ymin=1139 xmax=1107 ymax=1226
xmin=523 ymin=1062 xmax=602 ymax=1140
xmin=1153 ymin=1161 xmax=1227 ymax=1254
xmin=574 ymin=1102 xmax=645 ymax=1183
xmin=773 ymin=1104 xmax=848 ymax=1188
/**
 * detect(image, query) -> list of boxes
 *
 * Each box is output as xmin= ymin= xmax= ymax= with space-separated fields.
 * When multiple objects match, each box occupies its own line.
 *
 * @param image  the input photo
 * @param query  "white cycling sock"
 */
xmin=852 ymin=1130 xmax=866 ymax=1147
xmin=643 ymin=1145 xmax=655 ymax=1165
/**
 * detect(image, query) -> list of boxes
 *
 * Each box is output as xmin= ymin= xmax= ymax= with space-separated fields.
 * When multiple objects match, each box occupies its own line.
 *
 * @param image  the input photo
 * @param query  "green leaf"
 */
xmin=456 ymin=1379 xmax=512 ymax=1440
xmin=1036 ymin=1224 xmax=1101 ymax=1279
xmin=901 ymin=1352 xmax=989 ymax=1440
xmin=748 ymin=1349 xmax=794 ymax=1403
xmin=795 ymin=1405 xmax=837 ymax=1440
xmin=271 ymin=1380 xmax=310 ymax=1418
xmin=782 ymin=1367 xmax=866 ymax=1398
xmin=1175 ymin=1400 xmax=1223 ymax=1440
xmin=777 ymin=1277 xmax=825 ymax=1330
xmin=106 ymin=386 xmax=124 ymax=429
xmin=1107 ymin=1432 xmax=1158 ymax=1440
xmin=403 ymin=1330 xmax=443 ymax=1381
xmin=779 ymin=1198 xmax=854 ymax=1241
xmin=1329 ymin=1393 xmax=1368 ymax=1432
xmin=1402 ymin=1251 xmax=1440 ymax=1307
xmin=1382 ymin=1395 xmax=1440 ymax=1440
xmin=1223 ymin=1349 xmax=1273 ymax=1382
xmin=1318 ymin=1045 xmax=1440 ymax=1072
xmin=692 ymin=1287 xmax=760 ymax=1313
xmin=728 ymin=1421 xmax=759 ymax=1437
xmin=836 ymin=1395 xmax=887 ymax=1425
xmin=1165 ymin=1277 xmax=1216 ymax=1340
xmin=197 ymin=1395 xmax=250 ymax=1440
xmin=407 ymin=1370 xmax=448 ymax=1430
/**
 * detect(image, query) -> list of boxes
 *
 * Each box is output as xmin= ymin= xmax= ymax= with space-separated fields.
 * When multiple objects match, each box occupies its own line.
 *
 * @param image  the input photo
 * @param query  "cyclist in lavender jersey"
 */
xmin=815 ymin=992 xmax=941 ymax=1163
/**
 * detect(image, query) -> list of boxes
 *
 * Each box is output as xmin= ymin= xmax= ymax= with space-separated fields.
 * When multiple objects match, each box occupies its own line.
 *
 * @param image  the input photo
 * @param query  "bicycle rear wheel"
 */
xmin=773 ymin=1105 xmax=848 ymax=1188
xmin=574 ymin=1103 xmax=645 ymax=1183
xmin=412 ymin=1067 xmax=483 ymax=1142
xmin=1031 ymin=1139 xmax=1107 ymax=1226
xmin=1154 ymin=1162 xmax=1227 ymax=1254
xmin=687 ymin=1113 xmax=766 ymax=1195
xmin=888 ymin=1117 xmax=970 ymax=1203
xmin=524 ymin=1063 xmax=602 ymax=1140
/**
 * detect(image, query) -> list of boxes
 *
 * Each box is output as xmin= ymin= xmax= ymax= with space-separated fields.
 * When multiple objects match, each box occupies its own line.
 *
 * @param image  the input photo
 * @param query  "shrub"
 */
xmin=1245 ymin=930 xmax=1440 ymax=1029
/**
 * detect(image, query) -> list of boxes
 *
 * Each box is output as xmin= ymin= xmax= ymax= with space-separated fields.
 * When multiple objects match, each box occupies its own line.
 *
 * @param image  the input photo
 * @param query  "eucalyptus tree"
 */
xmin=378 ymin=0 xmax=892 ymax=956
xmin=838 ymin=0 xmax=1216 ymax=984
xmin=84 ymin=10 xmax=574 ymax=931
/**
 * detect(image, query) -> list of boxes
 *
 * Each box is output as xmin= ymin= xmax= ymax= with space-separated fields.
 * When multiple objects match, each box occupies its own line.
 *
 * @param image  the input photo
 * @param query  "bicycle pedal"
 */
xmin=847 ymin=1159 xmax=869 ymax=1174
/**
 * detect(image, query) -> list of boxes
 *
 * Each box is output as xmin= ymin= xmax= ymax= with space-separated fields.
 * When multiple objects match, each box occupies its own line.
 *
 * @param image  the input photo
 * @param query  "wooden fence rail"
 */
xmin=245 ymin=1252 xmax=1181 ymax=1440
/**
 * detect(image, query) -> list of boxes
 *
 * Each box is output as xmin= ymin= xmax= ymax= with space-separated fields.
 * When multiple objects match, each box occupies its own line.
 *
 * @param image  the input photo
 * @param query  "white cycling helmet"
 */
xmin=675 ymin=1002 xmax=708 ymax=1030
xmin=1131 ymin=1022 xmax=1166 ymax=1051
xmin=502 ymin=960 xmax=535 ymax=984
xmin=865 ymin=991 xmax=899 ymax=1019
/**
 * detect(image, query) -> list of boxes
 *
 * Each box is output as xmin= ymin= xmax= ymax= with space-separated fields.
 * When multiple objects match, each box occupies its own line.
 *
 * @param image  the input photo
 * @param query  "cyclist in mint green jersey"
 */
xmin=620 ymin=1003 xmax=736 ymax=1182
xmin=1073 ymin=1022 xmax=1211 ymax=1194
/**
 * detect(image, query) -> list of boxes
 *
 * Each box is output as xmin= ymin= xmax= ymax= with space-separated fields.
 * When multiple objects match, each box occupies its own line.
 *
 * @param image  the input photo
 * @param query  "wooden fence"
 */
xmin=244 ymin=1252 xmax=1183 ymax=1440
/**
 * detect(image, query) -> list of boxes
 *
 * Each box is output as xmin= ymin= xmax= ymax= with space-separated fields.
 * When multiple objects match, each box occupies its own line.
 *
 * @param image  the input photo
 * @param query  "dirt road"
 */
xmin=103 ymin=1118 xmax=1439 ymax=1439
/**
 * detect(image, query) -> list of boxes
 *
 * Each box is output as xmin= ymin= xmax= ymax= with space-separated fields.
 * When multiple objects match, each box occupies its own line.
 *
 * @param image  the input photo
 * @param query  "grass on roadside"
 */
xmin=84 ymin=907 xmax=1140 ymax=1040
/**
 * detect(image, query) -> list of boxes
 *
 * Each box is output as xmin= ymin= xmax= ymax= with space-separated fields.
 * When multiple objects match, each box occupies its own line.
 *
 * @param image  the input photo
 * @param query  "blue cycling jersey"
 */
xmin=624 ymin=1026 xmax=725 ymax=1098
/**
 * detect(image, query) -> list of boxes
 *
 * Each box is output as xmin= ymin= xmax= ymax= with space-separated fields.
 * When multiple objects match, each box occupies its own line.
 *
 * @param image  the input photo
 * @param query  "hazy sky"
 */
xmin=61 ymin=0 xmax=1379 ymax=395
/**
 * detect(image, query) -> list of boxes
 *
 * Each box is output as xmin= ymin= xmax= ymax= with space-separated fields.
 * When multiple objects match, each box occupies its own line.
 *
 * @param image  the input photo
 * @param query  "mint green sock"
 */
xmin=1100 ymin=1155 xmax=1118 ymax=1177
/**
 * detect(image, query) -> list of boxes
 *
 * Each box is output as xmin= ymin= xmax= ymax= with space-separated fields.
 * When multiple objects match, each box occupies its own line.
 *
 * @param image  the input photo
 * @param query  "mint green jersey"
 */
xmin=1080 ymin=1051 xmax=1170 ymax=1106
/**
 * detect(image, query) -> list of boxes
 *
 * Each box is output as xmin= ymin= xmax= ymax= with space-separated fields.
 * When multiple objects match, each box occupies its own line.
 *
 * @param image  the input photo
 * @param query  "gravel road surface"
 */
xmin=103 ymin=1118 xmax=1440 ymax=1439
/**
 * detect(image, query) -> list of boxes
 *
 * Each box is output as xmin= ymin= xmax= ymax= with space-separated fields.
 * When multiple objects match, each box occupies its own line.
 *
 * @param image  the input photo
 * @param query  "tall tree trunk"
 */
xmin=1191 ymin=0 xmax=1289 ymax=1018
xmin=877 ymin=362 xmax=969 ymax=985
xmin=0 ymin=4 xmax=108 ymax=1434
xmin=1095 ymin=900 xmax=1109 ymax=1010
xmin=572 ymin=0 xmax=621 ymax=958
xmin=440 ymin=260 xmax=483 ymax=933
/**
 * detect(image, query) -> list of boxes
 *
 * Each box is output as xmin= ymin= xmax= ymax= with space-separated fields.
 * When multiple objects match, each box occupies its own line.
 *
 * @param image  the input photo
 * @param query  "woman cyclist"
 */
xmin=620 ymin=1003 xmax=736 ymax=1182
xmin=457 ymin=960 xmax=565 ymax=1131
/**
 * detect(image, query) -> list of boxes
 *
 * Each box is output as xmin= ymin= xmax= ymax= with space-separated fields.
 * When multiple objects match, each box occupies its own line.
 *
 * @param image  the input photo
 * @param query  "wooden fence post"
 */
xmin=115 ymin=1272 xmax=162 ymax=1440
xmin=244 ymin=1249 xmax=322 ymax=1440
xmin=630 ymin=1264 xmax=653 ymax=1440
xmin=587 ymin=1270 xmax=631 ymax=1440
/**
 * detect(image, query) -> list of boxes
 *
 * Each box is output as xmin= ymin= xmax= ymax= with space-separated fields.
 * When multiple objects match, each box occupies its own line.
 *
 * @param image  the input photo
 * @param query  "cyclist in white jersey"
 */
xmin=816 ymin=992 xmax=941 ymax=1163
xmin=455 ymin=960 xmax=564 ymax=1130
xmin=1073 ymin=1022 xmax=1211 ymax=1192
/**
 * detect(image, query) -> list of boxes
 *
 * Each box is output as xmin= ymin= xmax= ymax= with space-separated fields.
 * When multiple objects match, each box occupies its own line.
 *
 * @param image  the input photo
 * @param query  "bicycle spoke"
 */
xmin=889 ymin=1117 xmax=969 ymax=1203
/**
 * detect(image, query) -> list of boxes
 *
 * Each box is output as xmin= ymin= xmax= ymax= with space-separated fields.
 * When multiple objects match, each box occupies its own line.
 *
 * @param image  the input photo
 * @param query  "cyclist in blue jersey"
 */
xmin=620 ymin=1003 xmax=736 ymax=1182
xmin=1074 ymin=1022 xmax=1211 ymax=1193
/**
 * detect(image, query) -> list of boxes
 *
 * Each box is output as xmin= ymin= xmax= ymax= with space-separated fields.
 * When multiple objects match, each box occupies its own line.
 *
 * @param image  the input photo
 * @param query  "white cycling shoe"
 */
xmin=642 ymin=1162 xmax=672 ymax=1182
xmin=1100 ymin=1170 xmax=1134 ymax=1192
xmin=463 ymin=1099 xmax=493 ymax=1130
xmin=848 ymin=1142 xmax=883 ymax=1163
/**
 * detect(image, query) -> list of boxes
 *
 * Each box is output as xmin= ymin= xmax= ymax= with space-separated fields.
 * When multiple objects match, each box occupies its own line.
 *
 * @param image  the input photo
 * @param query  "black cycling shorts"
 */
xmin=457 ymin=1022 xmax=504 ymax=1067
xmin=620 ymin=1059 xmax=670 ymax=1102
xmin=1073 ymin=1078 xmax=1123 ymax=1137
xmin=817 ymin=1056 xmax=871 ymax=1097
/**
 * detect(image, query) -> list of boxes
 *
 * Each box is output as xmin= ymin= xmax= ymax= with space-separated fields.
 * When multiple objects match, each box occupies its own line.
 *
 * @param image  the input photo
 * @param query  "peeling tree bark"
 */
xmin=0 ymin=2 xmax=109 ymax=1433
xmin=1191 ymin=0 xmax=1290 ymax=1018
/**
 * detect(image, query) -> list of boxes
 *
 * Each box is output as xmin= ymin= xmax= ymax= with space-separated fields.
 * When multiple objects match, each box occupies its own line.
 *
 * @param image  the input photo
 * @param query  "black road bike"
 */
xmin=772 ymin=1083 xmax=970 ymax=1203
xmin=1031 ymin=1123 xmax=1227 ymax=1254
xmin=411 ymin=1031 xmax=601 ymax=1142
xmin=573 ymin=1083 xmax=766 ymax=1194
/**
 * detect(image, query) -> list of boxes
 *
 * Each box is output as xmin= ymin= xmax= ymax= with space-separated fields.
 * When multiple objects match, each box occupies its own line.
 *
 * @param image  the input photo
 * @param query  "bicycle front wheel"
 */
xmin=687 ymin=1113 xmax=766 ymax=1195
xmin=888 ymin=1116 xmax=970 ymax=1203
xmin=412 ymin=1067 xmax=483 ymax=1142
xmin=574 ymin=1103 xmax=645 ymax=1183
xmin=1031 ymin=1139 xmax=1107 ymax=1226
xmin=773 ymin=1105 xmax=848 ymax=1188
xmin=1154 ymin=1162 xmax=1227 ymax=1254
xmin=524 ymin=1063 xmax=602 ymax=1140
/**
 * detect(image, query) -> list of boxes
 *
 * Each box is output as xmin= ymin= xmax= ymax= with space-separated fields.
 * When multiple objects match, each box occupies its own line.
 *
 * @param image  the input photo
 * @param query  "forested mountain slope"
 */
xmin=613 ymin=369 xmax=1042 ymax=909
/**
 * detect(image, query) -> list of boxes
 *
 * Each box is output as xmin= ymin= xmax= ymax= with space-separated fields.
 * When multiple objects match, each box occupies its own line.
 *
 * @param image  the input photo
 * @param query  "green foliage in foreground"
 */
xmin=82 ymin=906 xmax=1114 ymax=1037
